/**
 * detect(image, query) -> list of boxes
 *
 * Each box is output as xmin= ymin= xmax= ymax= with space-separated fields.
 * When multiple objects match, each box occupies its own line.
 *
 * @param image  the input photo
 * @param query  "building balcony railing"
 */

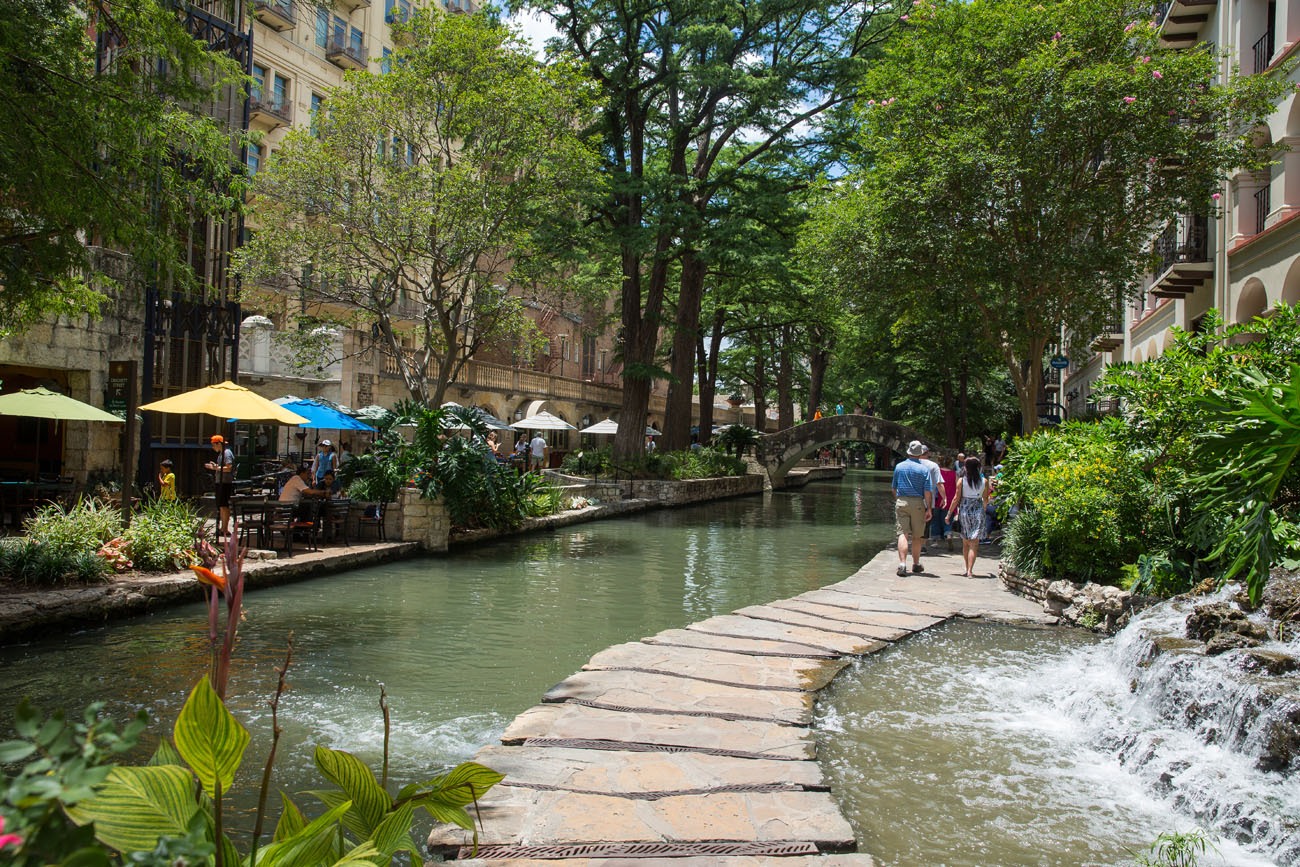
xmin=326 ymin=37 xmax=368 ymax=71
xmin=249 ymin=93 xmax=293 ymax=129
xmin=1254 ymin=26 xmax=1275 ymax=73
xmin=1090 ymin=302 xmax=1125 ymax=352
xmin=1255 ymin=184 xmax=1272 ymax=234
xmin=335 ymin=0 xmax=371 ymax=12
xmin=1087 ymin=398 xmax=1122 ymax=417
xmin=252 ymin=0 xmax=295 ymax=30
xmin=1155 ymin=0 xmax=1218 ymax=49
xmin=1042 ymin=367 xmax=1062 ymax=391
xmin=1151 ymin=213 xmax=1212 ymax=298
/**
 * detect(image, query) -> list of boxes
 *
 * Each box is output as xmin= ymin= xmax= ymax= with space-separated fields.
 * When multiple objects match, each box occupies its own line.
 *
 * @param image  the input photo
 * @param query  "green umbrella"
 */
xmin=0 ymin=387 xmax=123 ymax=422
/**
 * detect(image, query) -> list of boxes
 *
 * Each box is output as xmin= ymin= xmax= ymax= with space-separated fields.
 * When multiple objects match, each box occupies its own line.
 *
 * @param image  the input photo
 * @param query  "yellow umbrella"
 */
xmin=139 ymin=381 xmax=309 ymax=424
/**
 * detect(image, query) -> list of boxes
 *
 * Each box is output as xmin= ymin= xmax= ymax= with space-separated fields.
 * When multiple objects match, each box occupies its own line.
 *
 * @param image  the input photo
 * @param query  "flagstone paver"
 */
xmin=642 ymin=628 xmax=840 ymax=658
xmin=686 ymin=613 xmax=890 ymax=655
xmin=500 ymin=702 xmax=816 ymax=760
xmin=428 ymin=547 xmax=1057 ymax=863
xmin=583 ymin=641 xmax=848 ymax=691
xmin=473 ymin=744 xmax=826 ymax=793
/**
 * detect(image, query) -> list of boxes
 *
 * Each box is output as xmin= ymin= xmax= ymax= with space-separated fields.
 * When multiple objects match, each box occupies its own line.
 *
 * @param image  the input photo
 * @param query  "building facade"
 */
xmin=1064 ymin=0 xmax=1300 ymax=412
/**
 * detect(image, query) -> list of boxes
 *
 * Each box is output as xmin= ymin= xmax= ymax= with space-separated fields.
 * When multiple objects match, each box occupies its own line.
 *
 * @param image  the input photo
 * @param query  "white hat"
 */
xmin=320 ymin=439 xmax=332 ymax=447
xmin=906 ymin=440 xmax=926 ymax=457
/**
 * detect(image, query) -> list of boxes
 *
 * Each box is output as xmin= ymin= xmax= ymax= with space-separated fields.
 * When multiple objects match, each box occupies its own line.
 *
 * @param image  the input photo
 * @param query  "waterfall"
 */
xmin=1054 ymin=591 xmax=1300 ymax=865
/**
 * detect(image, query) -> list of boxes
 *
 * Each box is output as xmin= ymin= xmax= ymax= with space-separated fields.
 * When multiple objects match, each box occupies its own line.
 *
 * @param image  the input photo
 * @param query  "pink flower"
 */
xmin=1212 ymin=192 xmax=1221 ymax=200
xmin=867 ymin=99 xmax=876 ymax=105
xmin=900 ymin=13 xmax=909 ymax=20
xmin=1141 ymin=55 xmax=1151 ymax=63
xmin=1153 ymin=70 xmax=1163 ymax=79
xmin=1123 ymin=96 xmax=1137 ymax=103
xmin=1125 ymin=21 xmax=1137 ymax=32
xmin=1053 ymin=31 xmax=1062 ymax=40
xmin=0 ymin=816 xmax=22 ymax=850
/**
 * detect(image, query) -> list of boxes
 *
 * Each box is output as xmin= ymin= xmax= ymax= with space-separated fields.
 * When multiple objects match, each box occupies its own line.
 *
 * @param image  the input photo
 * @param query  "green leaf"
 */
xmin=65 ymin=765 xmax=199 ymax=854
xmin=312 ymin=746 xmax=390 ymax=837
xmin=0 ymin=739 xmax=36 ymax=763
xmin=147 ymin=737 xmax=184 ymax=767
xmin=57 ymin=847 xmax=115 ymax=867
xmin=254 ymin=799 xmax=351 ymax=867
xmin=366 ymin=802 xmax=418 ymax=859
xmin=423 ymin=761 xmax=505 ymax=808
xmin=173 ymin=676 xmax=250 ymax=800
xmin=274 ymin=791 xmax=308 ymax=842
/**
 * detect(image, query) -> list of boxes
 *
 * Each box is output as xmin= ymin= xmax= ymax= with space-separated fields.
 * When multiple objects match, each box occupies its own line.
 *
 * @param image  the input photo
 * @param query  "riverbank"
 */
xmin=427 ymin=545 xmax=1055 ymax=864
xmin=0 ymin=473 xmax=795 ymax=645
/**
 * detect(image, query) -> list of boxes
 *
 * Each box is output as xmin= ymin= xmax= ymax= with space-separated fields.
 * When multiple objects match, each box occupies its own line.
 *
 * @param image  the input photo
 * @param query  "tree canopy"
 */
xmin=236 ymin=9 xmax=600 ymax=405
xmin=0 ymin=0 xmax=247 ymax=335
xmin=811 ymin=0 xmax=1287 ymax=431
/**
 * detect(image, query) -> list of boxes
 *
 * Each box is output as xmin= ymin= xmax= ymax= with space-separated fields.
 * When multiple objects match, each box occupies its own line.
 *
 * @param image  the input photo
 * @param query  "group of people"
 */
xmin=482 ymin=430 xmax=550 ymax=472
xmin=183 ymin=435 xmax=351 ymax=538
xmin=891 ymin=439 xmax=1001 ymax=579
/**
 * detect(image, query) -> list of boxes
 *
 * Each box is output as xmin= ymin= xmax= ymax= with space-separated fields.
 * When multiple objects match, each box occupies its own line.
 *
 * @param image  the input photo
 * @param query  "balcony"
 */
xmin=1253 ymin=26 xmax=1275 ymax=73
xmin=249 ymin=93 xmax=293 ymax=129
xmin=1255 ymin=185 xmax=1272 ymax=233
xmin=1155 ymin=0 xmax=1217 ymax=49
xmin=252 ymin=0 xmax=295 ymax=30
xmin=335 ymin=0 xmax=370 ymax=12
xmin=326 ymin=37 xmax=368 ymax=71
xmin=1150 ymin=213 xmax=1212 ymax=298
xmin=1042 ymin=366 xmax=1062 ymax=392
xmin=1090 ymin=304 xmax=1124 ymax=352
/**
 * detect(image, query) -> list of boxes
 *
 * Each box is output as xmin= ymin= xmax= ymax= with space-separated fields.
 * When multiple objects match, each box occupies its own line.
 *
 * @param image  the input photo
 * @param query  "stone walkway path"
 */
xmin=429 ymin=547 xmax=1056 ymax=865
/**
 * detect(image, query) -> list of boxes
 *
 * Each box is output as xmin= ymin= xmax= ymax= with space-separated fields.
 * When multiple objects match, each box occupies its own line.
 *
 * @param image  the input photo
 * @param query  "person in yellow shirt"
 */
xmin=158 ymin=459 xmax=176 ymax=501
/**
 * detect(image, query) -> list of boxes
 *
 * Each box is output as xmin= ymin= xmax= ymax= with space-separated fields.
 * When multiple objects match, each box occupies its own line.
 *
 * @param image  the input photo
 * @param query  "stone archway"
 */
xmin=757 ymin=415 xmax=951 ymax=489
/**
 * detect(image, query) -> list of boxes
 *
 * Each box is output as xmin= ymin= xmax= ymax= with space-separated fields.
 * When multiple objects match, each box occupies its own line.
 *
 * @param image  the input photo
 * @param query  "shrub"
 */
xmin=560 ymin=447 xmax=613 ymax=476
xmin=998 ymin=420 xmax=1151 ymax=584
xmin=24 ymin=498 xmax=120 ymax=555
xmin=0 ymin=538 xmax=107 ymax=586
xmin=124 ymin=498 xmax=201 ymax=572
xmin=672 ymin=447 xmax=746 ymax=480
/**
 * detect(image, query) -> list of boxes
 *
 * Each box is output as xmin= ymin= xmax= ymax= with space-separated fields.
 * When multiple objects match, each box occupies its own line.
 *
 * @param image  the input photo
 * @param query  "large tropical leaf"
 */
xmin=312 ymin=746 xmax=390 ymax=838
xmin=147 ymin=737 xmax=184 ymax=767
xmin=252 ymin=799 xmax=351 ymax=867
xmin=366 ymin=802 xmax=419 ymax=860
xmin=274 ymin=791 xmax=309 ymax=842
xmin=421 ymin=761 xmax=504 ymax=809
xmin=65 ymin=764 xmax=199 ymax=854
xmin=173 ymin=676 xmax=250 ymax=800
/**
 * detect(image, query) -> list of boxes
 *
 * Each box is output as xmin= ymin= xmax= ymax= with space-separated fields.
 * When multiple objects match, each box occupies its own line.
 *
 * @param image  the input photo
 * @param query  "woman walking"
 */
xmin=947 ymin=456 xmax=991 ymax=577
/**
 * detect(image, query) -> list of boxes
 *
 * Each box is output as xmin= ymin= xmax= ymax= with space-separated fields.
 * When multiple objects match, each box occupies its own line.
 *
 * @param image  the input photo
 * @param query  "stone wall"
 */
xmin=618 ymin=473 xmax=765 ymax=506
xmin=391 ymin=488 xmax=450 ymax=552
xmin=1000 ymin=563 xmax=1136 ymax=633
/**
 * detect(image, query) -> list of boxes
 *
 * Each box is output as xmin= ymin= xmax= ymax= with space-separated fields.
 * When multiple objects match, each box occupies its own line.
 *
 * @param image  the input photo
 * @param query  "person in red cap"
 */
xmin=205 ymin=434 xmax=235 ymax=537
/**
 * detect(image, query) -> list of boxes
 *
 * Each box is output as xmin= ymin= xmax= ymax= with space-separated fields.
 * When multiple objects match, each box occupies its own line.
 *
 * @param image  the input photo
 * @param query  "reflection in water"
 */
xmin=0 ymin=471 xmax=895 ymax=829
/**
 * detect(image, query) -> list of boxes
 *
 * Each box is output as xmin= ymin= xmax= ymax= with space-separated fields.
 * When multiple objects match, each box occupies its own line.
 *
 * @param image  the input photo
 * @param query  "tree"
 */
xmin=236 ymin=9 xmax=599 ymax=405
xmin=519 ymin=0 xmax=890 ymax=459
xmin=0 ymin=0 xmax=247 ymax=335
xmin=818 ymin=0 xmax=1287 ymax=432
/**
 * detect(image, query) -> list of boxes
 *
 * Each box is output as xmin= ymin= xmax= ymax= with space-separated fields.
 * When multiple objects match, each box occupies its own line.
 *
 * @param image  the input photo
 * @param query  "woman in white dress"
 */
xmin=947 ymin=456 xmax=991 ymax=577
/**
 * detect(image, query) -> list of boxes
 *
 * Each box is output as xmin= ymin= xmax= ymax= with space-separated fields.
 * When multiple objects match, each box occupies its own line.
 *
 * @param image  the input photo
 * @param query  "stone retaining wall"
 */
xmin=392 ymin=487 xmax=450 ymax=552
xmin=1000 ymin=563 xmax=1137 ymax=634
xmin=618 ymin=473 xmax=765 ymax=505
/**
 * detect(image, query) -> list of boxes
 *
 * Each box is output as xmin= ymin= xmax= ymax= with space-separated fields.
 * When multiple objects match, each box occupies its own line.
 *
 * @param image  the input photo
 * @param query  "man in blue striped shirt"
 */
xmin=892 ymin=440 xmax=934 ymax=576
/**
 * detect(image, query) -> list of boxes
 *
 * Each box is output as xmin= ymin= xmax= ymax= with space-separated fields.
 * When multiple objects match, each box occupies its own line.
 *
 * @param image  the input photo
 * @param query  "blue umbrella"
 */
xmin=275 ymin=398 xmax=376 ymax=432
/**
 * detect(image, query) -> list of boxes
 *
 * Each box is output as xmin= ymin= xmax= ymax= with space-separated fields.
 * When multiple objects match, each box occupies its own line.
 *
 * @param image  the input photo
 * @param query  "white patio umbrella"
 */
xmin=578 ymin=418 xmax=660 ymax=436
xmin=510 ymin=411 xmax=576 ymax=431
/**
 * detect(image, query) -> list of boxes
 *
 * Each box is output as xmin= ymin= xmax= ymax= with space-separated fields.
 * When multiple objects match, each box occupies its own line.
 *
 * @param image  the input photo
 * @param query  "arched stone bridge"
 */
xmin=756 ymin=415 xmax=952 ymax=489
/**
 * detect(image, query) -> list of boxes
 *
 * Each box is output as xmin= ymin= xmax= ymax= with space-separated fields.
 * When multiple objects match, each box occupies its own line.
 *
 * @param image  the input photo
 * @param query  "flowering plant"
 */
xmin=95 ymin=537 xmax=132 ymax=573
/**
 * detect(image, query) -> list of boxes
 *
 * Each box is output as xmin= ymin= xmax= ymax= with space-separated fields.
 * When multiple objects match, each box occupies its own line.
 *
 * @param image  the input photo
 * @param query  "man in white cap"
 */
xmin=891 ymin=440 xmax=934 ymax=576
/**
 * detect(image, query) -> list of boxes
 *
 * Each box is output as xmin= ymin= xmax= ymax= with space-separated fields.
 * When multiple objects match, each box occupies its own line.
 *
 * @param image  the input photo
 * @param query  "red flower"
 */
xmin=190 ymin=564 xmax=227 ymax=592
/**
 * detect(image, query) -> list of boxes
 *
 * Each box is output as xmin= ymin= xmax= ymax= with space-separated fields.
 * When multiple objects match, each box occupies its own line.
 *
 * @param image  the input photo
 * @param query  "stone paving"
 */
xmin=427 ymin=546 xmax=1055 ymax=864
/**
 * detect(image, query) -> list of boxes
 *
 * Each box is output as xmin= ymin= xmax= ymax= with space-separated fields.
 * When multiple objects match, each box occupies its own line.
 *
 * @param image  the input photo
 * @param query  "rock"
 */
xmin=1046 ymin=580 xmax=1078 ymax=604
xmin=1204 ymin=632 xmax=1260 ymax=656
xmin=1262 ymin=572 xmax=1300 ymax=639
xmin=1235 ymin=649 xmax=1300 ymax=676
xmin=1186 ymin=602 xmax=1269 ymax=643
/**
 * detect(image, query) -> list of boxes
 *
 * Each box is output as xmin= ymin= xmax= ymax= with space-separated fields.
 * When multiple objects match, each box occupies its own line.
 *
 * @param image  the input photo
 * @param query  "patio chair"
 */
xmin=321 ymin=498 xmax=351 ymax=546
xmin=356 ymin=502 xmax=387 ymax=542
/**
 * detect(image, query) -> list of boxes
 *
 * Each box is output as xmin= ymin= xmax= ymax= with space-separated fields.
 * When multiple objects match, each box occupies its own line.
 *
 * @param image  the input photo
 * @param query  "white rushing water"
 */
xmin=817 ymin=604 xmax=1299 ymax=867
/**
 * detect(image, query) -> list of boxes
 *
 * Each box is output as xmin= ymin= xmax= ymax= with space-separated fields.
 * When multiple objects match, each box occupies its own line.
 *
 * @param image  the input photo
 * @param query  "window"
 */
xmin=246 ymin=142 xmax=262 ymax=175
xmin=381 ymin=47 xmax=392 ymax=75
xmin=582 ymin=335 xmax=596 ymax=378
xmin=332 ymin=15 xmax=347 ymax=46
xmin=385 ymin=0 xmax=410 ymax=23
xmin=272 ymin=74 xmax=288 ymax=106
xmin=251 ymin=64 xmax=266 ymax=100
xmin=315 ymin=8 xmax=329 ymax=47
xmin=310 ymin=93 xmax=324 ymax=136
xmin=350 ymin=26 xmax=363 ymax=54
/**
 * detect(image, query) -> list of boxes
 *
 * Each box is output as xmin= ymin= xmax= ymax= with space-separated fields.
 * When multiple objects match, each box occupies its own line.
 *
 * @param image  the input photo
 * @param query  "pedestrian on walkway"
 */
xmin=918 ymin=444 xmax=946 ymax=554
xmin=205 ymin=434 xmax=234 ymax=538
xmin=891 ymin=440 xmax=933 ymax=576
xmin=529 ymin=431 xmax=548 ymax=472
xmin=947 ymin=456 xmax=991 ymax=576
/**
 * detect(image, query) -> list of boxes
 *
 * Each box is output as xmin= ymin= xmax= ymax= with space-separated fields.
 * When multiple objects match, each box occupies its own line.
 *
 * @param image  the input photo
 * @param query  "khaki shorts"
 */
xmin=895 ymin=497 xmax=926 ymax=538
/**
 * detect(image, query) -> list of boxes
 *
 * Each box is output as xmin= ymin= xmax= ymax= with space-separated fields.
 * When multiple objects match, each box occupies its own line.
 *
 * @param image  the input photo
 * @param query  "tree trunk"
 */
xmin=663 ymin=250 xmax=706 ymax=452
xmin=776 ymin=327 xmax=794 ymax=430
xmin=752 ymin=350 xmax=769 ymax=434
xmin=958 ymin=360 xmax=969 ymax=448
xmin=806 ymin=326 xmax=829 ymax=422
xmin=696 ymin=307 xmax=725 ymax=445
xmin=1006 ymin=337 xmax=1046 ymax=435
xmin=942 ymin=377 xmax=956 ymax=448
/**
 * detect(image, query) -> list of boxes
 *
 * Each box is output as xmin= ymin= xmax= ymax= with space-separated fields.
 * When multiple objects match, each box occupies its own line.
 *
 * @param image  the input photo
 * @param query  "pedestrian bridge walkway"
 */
xmin=757 ymin=415 xmax=949 ymax=488
xmin=428 ymin=547 xmax=1053 ymax=865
